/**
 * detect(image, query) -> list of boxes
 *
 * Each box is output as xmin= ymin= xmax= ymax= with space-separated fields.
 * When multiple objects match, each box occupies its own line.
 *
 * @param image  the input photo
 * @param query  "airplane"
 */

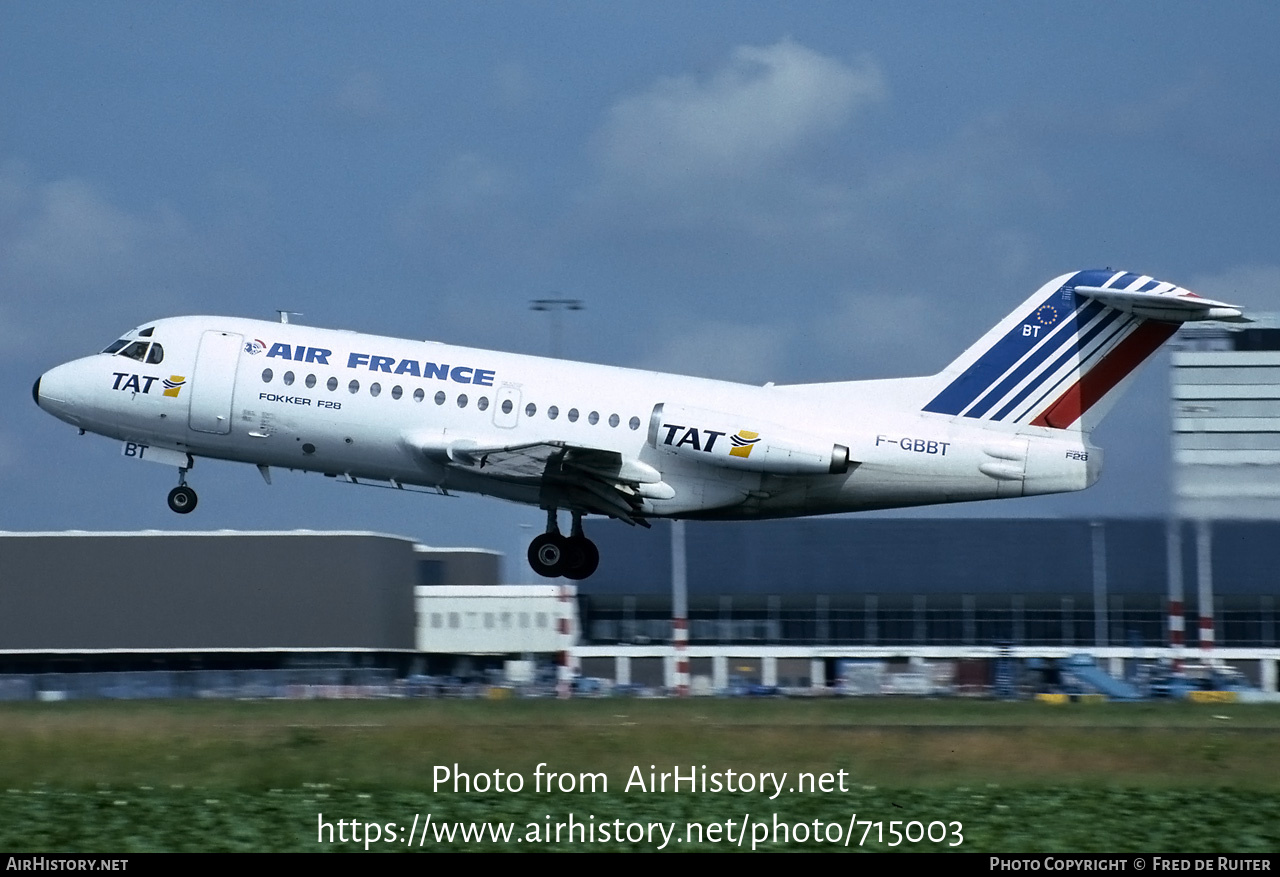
xmin=33 ymin=269 xmax=1246 ymax=580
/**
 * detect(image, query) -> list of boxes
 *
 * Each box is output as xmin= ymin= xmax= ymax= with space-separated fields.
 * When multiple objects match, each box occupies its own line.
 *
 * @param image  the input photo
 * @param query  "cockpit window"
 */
xmin=102 ymin=339 xmax=130 ymax=354
xmin=119 ymin=341 xmax=150 ymax=362
xmin=138 ymin=327 xmax=154 ymax=337
xmin=145 ymin=343 xmax=164 ymax=365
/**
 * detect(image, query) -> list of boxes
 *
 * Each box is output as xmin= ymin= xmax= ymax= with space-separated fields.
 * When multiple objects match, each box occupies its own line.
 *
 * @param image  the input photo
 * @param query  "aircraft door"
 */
xmin=187 ymin=330 xmax=243 ymax=434
xmin=493 ymin=386 xmax=521 ymax=429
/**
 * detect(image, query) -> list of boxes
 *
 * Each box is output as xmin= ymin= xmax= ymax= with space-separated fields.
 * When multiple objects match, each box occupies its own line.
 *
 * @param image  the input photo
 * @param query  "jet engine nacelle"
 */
xmin=648 ymin=402 xmax=850 ymax=475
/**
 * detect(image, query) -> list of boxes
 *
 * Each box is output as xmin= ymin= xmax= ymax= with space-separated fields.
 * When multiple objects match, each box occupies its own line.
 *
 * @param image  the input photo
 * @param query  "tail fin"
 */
xmin=921 ymin=270 xmax=1246 ymax=433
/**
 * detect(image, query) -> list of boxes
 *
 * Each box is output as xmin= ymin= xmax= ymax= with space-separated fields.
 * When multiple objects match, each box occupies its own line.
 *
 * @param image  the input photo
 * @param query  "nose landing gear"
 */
xmin=166 ymin=467 xmax=197 ymax=514
xmin=527 ymin=510 xmax=599 ymax=580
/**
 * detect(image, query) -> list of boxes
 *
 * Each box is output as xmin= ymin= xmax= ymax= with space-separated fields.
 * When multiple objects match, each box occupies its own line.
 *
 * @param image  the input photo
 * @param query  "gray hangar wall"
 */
xmin=0 ymin=531 xmax=420 ymax=651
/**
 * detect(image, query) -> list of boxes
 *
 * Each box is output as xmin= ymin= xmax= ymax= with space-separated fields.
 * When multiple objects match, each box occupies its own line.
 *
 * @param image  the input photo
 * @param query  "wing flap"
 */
xmin=401 ymin=431 xmax=658 ymax=524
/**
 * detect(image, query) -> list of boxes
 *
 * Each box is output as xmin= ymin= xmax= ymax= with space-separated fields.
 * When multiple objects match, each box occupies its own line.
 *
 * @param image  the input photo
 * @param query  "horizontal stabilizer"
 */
xmin=1073 ymin=286 xmax=1249 ymax=323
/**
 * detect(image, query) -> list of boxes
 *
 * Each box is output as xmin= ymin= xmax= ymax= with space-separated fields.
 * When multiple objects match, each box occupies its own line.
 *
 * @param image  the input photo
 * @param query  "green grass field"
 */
xmin=1 ymin=697 xmax=1277 ymax=852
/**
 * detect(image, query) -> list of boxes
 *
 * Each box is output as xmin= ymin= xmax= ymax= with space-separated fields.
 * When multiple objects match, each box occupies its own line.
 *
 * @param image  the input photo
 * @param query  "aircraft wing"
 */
xmin=401 ymin=433 xmax=662 ymax=525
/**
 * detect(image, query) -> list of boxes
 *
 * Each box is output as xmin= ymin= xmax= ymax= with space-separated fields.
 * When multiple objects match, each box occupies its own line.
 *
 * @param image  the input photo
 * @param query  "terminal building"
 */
xmin=0 ymin=515 xmax=1276 ymax=696
xmin=1173 ymin=318 xmax=1280 ymax=519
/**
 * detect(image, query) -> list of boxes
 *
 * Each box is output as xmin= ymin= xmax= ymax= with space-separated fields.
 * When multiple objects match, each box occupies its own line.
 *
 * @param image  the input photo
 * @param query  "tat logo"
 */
xmin=728 ymin=430 xmax=760 ymax=458
xmin=660 ymin=424 xmax=762 ymax=457
xmin=111 ymin=373 xmax=187 ymax=397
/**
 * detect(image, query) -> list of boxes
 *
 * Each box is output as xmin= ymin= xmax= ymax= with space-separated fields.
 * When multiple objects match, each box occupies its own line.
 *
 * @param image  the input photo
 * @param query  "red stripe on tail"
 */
xmin=1031 ymin=321 xmax=1178 ymax=429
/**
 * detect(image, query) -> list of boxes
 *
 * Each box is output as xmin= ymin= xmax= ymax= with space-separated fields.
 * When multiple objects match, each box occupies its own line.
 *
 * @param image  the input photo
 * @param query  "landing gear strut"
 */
xmin=527 ymin=510 xmax=599 ymax=580
xmin=166 ymin=467 xmax=197 ymax=514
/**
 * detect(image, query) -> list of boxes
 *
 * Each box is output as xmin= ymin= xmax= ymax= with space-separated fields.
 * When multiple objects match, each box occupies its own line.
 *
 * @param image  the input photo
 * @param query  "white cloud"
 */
xmin=594 ymin=39 xmax=884 ymax=188
xmin=0 ymin=162 xmax=213 ymax=359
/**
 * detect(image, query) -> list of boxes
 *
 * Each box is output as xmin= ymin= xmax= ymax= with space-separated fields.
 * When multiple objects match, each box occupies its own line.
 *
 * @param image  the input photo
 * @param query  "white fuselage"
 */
xmin=36 ymin=314 xmax=1099 ymax=521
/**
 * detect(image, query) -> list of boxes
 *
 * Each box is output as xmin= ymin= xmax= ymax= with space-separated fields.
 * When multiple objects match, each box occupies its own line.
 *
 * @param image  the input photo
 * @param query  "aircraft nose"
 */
xmin=32 ymin=362 xmax=81 ymax=425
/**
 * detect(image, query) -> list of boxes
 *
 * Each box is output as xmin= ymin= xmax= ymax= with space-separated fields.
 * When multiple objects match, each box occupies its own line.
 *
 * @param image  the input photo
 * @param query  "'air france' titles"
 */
xmin=260 ymin=343 xmax=494 ymax=385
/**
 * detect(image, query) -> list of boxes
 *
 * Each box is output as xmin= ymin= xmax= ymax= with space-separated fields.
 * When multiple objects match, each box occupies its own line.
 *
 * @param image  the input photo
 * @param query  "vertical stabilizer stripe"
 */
xmin=1030 ymin=321 xmax=1179 ymax=429
xmin=990 ymin=306 xmax=1124 ymax=421
xmin=1013 ymin=315 xmax=1138 ymax=426
xmin=923 ymin=288 xmax=1072 ymax=415
xmin=966 ymin=300 xmax=1105 ymax=419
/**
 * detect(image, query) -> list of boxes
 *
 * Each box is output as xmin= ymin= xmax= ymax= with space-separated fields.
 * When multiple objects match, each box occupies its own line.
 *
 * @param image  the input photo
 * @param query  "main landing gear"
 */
xmin=166 ymin=467 xmax=197 ymax=514
xmin=528 ymin=510 xmax=599 ymax=580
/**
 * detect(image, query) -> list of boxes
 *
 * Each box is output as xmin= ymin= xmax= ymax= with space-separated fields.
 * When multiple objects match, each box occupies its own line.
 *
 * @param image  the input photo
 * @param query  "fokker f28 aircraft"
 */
xmin=34 ymin=270 xmax=1245 ymax=579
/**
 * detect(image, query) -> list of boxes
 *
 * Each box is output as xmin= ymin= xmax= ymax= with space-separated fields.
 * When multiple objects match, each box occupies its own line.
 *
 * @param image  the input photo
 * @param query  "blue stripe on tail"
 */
xmin=922 ymin=287 xmax=1072 ymax=416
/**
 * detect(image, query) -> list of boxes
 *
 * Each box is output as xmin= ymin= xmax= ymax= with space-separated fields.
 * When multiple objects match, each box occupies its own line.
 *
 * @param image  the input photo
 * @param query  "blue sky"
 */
xmin=4 ymin=3 xmax=1280 ymax=578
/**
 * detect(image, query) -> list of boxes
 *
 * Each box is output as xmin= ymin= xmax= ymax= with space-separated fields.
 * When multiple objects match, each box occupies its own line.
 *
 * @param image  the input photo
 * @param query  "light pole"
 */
xmin=529 ymin=298 xmax=583 ymax=358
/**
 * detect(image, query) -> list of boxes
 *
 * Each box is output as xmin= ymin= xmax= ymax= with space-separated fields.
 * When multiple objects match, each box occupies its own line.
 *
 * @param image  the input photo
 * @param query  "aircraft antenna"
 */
xmin=276 ymin=310 xmax=303 ymax=324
